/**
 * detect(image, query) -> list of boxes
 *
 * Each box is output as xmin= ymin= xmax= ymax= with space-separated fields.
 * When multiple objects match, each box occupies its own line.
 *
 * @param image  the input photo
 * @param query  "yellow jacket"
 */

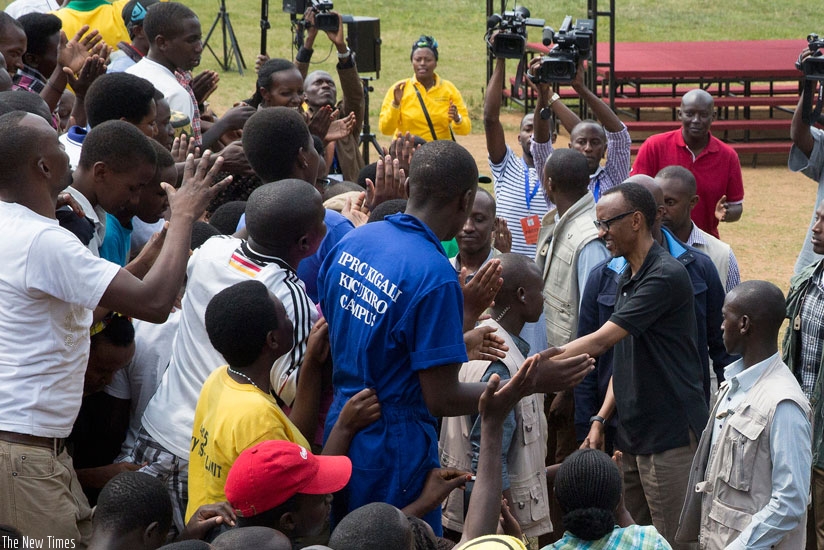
xmin=379 ymin=73 xmax=470 ymax=141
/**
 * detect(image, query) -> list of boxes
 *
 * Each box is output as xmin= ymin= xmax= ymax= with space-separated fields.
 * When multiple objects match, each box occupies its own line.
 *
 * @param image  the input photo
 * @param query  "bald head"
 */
xmin=0 ymin=111 xmax=60 ymax=189
xmin=726 ymin=280 xmax=786 ymax=337
xmin=624 ymin=175 xmax=663 ymax=207
xmin=681 ymin=88 xmax=714 ymax=110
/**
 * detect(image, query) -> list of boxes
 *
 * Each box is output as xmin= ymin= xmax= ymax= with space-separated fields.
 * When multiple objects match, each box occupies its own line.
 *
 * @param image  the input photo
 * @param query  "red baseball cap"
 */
xmin=225 ymin=440 xmax=352 ymax=517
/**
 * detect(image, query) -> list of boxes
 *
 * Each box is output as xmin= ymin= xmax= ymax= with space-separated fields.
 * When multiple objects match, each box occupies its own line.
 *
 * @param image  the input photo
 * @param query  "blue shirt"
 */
xmin=318 ymin=213 xmax=468 ymax=533
xmin=99 ymin=214 xmax=132 ymax=267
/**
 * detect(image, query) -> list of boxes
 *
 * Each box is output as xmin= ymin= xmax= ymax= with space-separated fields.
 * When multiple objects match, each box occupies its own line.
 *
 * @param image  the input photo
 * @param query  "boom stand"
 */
xmin=203 ymin=0 xmax=247 ymax=75
xmin=359 ymin=77 xmax=383 ymax=164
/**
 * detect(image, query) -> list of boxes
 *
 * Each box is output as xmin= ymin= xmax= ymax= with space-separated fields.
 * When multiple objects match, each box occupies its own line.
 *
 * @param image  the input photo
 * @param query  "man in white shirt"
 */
xmin=0 ymin=111 xmax=229 ymax=545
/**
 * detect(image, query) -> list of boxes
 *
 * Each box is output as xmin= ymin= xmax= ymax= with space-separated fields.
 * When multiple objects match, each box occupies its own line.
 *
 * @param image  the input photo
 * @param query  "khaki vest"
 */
xmin=535 ymin=193 xmax=600 ymax=347
xmin=690 ymin=226 xmax=732 ymax=292
xmin=678 ymin=355 xmax=810 ymax=549
xmin=439 ymin=319 xmax=551 ymax=537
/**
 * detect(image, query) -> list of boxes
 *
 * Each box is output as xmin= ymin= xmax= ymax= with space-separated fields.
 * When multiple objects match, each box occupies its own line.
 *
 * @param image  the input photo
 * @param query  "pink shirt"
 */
xmin=631 ymin=129 xmax=744 ymax=238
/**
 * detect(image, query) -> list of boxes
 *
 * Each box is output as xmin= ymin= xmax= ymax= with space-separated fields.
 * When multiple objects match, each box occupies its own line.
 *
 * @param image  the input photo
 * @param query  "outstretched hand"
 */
xmin=479 ymin=355 xmax=537 ymax=422
xmin=341 ymin=191 xmax=370 ymax=227
xmin=464 ymin=324 xmax=508 ymax=361
xmin=180 ymin=502 xmax=236 ymax=541
xmin=403 ymin=468 xmax=471 ymax=518
xmin=533 ymin=346 xmax=595 ymax=394
xmin=171 ymin=134 xmax=201 ymax=163
xmin=166 ymin=151 xmax=232 ymax=220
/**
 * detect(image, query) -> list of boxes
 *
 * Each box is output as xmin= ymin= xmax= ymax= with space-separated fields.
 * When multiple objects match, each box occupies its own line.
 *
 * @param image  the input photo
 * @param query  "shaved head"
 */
xmin=656 ymin=165 xmax=697 ymax=196
xmin=681 ymin=88 xmax=714 ymax=110
xmin=498 ymin=253 xmax=542 ymax=298
xmin=624 ymin=174 xmax=663 ymax=207
xmin=726 ymin=280 xmax=786 ymax=336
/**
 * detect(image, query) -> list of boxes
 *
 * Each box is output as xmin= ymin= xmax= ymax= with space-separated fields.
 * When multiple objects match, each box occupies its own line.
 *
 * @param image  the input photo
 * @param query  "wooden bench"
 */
xmin=630 ymin=140 xmax=790 ymax=167
xmin=625 ymin=119 xmax=791 ymax=133
xmin=614 ymin=95 xmax=796 ymax=109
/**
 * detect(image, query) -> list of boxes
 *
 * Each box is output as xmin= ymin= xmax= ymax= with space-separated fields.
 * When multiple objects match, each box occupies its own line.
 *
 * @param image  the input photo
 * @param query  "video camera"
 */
xmin=797 ymin=33 xmax=824 ymax=81
xmin=486 ymin=6 xmax=545 ymax=59
xmin=528 ymin=16 xmax=594 ymax=84
xmin=313 ymin=0 xmax=338 ymax=32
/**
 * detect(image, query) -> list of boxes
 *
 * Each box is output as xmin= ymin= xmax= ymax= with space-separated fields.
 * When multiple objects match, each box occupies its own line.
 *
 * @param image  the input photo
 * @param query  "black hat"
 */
xmin=554 ymin=449 xmax=622 ymax=514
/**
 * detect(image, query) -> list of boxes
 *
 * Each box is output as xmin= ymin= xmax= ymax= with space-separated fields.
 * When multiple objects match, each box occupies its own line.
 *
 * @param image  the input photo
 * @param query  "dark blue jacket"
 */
xmin=573 ymin=227 xmax=736 ymax=441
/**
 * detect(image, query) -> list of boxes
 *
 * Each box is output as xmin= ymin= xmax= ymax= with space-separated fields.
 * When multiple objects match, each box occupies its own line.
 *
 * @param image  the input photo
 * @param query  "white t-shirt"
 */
xmin=4 ymin=0 xmax=60 ymax=18
xmin=106 ymin=309 xmax=181 ymax=462
xmin=140 ymin=236 xmax=318 ymax=459
xmin=127 ymin=57 xmax=195 ymax=122
xmin=0 ymin=202 xmax=119 ymax=437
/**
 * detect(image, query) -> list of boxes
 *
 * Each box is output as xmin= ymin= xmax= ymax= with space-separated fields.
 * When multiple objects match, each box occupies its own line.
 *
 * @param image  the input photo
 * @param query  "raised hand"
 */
xmin=365 ymin=154 xmax=407 ymax=211
xmin=166 ymin=150 xmax=232 ymax=221
xmin=464 ymin=324 xmax=509 ymax=361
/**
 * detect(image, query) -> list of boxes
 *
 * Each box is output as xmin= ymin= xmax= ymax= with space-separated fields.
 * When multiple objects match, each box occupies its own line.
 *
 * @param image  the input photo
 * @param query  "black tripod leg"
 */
xmin=203 ymin=11 xmax=224 ymax=70
xmin=224 ymin=13 xmax=247 ymax=74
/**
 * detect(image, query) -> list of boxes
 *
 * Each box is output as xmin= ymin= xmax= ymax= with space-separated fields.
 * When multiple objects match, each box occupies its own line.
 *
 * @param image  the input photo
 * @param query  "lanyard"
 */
xmin=523 ymin=160 xmax=541 ymax=210
xmin=591 ymin=167 xmax=604 ymax=201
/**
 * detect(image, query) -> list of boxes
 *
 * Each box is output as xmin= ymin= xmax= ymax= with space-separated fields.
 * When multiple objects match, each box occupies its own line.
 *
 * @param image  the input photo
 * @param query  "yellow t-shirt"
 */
xmin=185 ymin=366 xmax=309 ymax=521
xmin=52 ymin=0 xmax=131 ymax=52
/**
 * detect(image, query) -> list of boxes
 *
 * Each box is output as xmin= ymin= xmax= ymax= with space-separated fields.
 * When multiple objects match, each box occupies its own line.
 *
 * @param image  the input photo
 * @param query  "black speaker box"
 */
xmin=343 ymin=16 xmax=381 ymax=77
xmin=282 ymin=0 xmax=307 ymax=15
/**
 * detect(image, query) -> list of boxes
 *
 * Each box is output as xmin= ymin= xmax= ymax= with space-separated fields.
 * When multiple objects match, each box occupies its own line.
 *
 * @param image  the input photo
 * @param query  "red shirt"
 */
xmin=631 ymin=129 xmax=744 ymax=238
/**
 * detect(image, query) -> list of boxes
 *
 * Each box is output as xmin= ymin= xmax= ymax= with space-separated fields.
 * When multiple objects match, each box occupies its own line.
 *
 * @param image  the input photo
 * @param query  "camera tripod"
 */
xmin=360 ymin=77 xmax=383 ymax=164
xmin=203 ymin=0 xmax=247 ymax=75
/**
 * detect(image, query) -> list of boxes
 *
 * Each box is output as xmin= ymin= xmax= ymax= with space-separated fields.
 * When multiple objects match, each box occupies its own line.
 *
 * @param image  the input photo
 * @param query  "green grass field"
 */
xmin=166 ymin=0 xmax=818 ymax=120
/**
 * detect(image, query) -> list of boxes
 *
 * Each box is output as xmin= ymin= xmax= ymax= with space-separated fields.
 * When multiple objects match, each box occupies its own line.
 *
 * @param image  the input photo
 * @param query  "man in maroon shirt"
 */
xmin=630 ymin=89 xmax=743 ymax=238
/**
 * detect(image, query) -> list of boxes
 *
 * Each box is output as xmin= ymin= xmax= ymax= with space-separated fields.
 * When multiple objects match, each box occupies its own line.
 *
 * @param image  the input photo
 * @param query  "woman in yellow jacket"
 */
xmin=379 ymin=35 xmax=470 ymax=141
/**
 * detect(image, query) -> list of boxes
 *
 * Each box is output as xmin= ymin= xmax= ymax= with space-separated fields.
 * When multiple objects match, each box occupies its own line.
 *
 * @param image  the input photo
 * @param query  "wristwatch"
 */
xmin=540 ymin=93 xmax=561 ymax=120
xmin=589 ymin=415 xmax=606 ymax=425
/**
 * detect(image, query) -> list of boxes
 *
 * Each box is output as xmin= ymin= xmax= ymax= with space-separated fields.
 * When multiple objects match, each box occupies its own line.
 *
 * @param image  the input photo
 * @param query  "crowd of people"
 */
xmin=0 ymin=1 xmax=822 ymax=549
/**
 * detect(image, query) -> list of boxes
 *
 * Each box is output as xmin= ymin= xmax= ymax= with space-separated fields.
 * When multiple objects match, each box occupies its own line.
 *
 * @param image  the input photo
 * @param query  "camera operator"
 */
xmin=790 ymin=46 xmax=824 ymax=274
xmin=296 ymin=7 xmax=365 ymax=183
xmin=530 ymin=58 xmax=631 ymax=206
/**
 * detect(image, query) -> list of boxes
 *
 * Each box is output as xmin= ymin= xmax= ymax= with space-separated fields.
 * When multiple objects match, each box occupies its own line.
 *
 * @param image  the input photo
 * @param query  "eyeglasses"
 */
xmin=593 ymin=210 xmax=637 ymax=231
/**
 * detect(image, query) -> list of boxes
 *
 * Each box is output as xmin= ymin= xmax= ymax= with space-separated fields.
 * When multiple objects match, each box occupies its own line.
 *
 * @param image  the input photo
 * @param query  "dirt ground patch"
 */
xmin=454 ymin=111 xmax=811 ymax=294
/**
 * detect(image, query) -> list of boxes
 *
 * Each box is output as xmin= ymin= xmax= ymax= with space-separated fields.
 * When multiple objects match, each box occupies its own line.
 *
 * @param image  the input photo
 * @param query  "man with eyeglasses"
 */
xmin=630 ymin=89 xmax=744 ymax=239
xmin=548 ymin=181 xmax=708 ymax=550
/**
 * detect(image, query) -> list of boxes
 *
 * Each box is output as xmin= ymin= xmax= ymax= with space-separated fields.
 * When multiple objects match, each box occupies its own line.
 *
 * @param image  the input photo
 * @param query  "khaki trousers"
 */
xmin=0 ymin=440 xmax=92 ymax=549
xmin=621 ymin=431 xmax=698 ymax=550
